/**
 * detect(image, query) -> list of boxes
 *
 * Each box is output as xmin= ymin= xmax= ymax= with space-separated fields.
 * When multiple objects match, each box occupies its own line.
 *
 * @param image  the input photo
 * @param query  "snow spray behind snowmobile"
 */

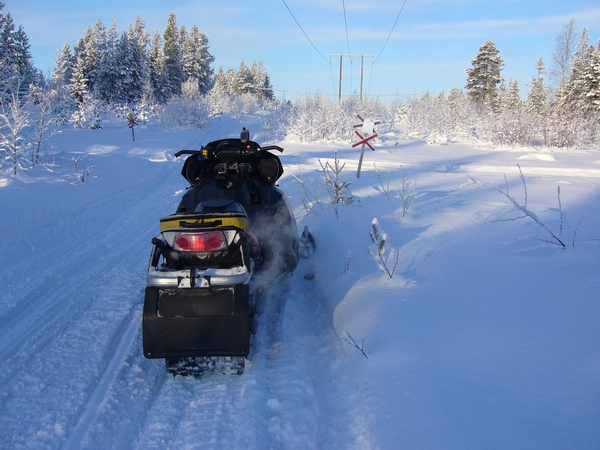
xmin=143 ymin=128 xmax=299 ymax=376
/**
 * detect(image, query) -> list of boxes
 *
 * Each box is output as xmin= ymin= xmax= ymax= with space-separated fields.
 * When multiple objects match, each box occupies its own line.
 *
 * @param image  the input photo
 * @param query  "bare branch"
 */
xmin=340 ymin=331 xmax=368 ymax=359
xmin=469 ymin=167 xmax=567 ymax=248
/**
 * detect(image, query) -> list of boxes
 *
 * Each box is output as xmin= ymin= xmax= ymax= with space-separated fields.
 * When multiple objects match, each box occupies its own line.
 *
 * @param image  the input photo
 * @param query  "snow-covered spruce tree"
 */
xmin=116 ymin=16 xmax=150 ymax=106
xmin=52 ymin=43 xmax=77 ymax=120
xmin=233 ymin=60 xmax=254 ymax=95
xmin=524 ymin=58 xmax=550 ymax=146
xmin=149 ymin=30 xmax=167 ymax=103
xmin=94 ymin=20 xmax=120 ymax=104
xmin=564 ymin=28 xmax=594 ymax=114
xmin=110 ymin=30 xmax=139 ymax=105
xmin=162 ymin=13 xmax=184 ymax=99
xmin=70 ymin=22 xmax=106 ymax=102
xmin=182 ymin=25 xmax=214 ymax=94
xmin=250 ymin=61 xmax=274 ymax=100
xmin=495 ymin=79 xmax=528 ymax=146
xmin=465 ymin=40 xmax=505 ymax=111
xmin=0 ymin=4 xmax=39 ymax=101
xmin=585 ymin=42 xmax=600 ymax=115
xmin=562 ymin=28 xmax=600 ymax=144
xmin=70 ymin=50 xmax=89 ymax=104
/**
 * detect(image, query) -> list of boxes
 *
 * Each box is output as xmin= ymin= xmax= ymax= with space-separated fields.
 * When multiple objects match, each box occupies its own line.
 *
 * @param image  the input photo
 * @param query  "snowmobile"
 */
xmin=143 ymin=128 xmax=299 ymax=376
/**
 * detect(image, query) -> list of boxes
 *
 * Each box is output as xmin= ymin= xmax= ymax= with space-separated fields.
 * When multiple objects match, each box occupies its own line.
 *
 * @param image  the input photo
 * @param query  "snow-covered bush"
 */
xmin=158 ymin=80 xmax=209 ymax=129
xmin=72 ymin=95 xmax=103 ymax=129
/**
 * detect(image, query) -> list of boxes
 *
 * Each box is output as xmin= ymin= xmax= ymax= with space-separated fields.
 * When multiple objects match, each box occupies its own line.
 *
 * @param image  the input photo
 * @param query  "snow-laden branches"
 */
xmin=369 ymin=218 xmax=400 ymax=277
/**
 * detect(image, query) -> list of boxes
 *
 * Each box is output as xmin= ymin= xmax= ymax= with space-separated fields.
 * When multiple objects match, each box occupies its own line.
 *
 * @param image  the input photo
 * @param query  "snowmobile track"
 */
xmin=64 ymin=305 xmax=141 ymax=449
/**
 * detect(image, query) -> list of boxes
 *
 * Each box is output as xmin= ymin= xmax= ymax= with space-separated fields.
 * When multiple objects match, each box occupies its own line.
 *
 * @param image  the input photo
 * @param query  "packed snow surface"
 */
xmin=1 ymin=116 xmax=599 ymax=449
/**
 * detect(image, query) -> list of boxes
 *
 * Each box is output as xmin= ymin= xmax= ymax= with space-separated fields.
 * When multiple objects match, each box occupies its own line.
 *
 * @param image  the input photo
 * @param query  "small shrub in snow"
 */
xmin=72 ymin=95 xmax=103 ymax=129
xmin=293 ymin=174 xmax=324 ymax=216
xmin=397 ymin=165 xmax=417 ymax=218
xmin=374 ymin=164 xmax=417 ymax=217
xmin=343 ymin=250 xmax=352 ymax=275
xmin=369 ymin=218 xmax=400 ymax=278
xmin=373 ymin=164 xmax=392 ymax=200
xmin=319 ymin=151 xmax=353 ymax=218
xmin=71 ymin=155 xmax=93 ymax=183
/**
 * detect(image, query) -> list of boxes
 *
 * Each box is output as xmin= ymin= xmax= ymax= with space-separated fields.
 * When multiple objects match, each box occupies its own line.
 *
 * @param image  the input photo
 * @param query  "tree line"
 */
xmin=53 ymin=12 xmax=274 ymax=109
xmin=1 ymin=2 xmax=600 ymax=176
xmin=1 ymin=5 xmax=274 ymax=110
xmin=403 ymin=20 xmax=600 ymax=147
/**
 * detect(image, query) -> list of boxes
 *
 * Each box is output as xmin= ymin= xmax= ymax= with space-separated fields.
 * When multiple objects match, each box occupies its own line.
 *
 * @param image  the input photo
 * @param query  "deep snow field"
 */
xmin=0 ymin=115 xmax=599 ymax=449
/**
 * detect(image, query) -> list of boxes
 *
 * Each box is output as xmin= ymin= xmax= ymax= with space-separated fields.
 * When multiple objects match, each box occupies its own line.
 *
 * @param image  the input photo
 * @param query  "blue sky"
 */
xmin=6 ymin=0 xmax=600 ymax=102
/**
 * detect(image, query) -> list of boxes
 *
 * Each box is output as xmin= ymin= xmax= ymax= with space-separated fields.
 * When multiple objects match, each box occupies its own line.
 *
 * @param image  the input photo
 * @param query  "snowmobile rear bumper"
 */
xmin=142 ymin=285 xmax=250 ymax=359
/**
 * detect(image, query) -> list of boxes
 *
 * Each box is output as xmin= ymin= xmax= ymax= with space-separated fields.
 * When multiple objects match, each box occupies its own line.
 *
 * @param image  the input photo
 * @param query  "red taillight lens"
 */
xmin=174 ymin=231 xmax=227 ymax=252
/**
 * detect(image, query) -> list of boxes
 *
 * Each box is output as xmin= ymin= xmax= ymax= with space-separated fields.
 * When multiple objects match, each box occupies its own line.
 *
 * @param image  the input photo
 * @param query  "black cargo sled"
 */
xmin=143 ymin=129 xmax=298 ymax=376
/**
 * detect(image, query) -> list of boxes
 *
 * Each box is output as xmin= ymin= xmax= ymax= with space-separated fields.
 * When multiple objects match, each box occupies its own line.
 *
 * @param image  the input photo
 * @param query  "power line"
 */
xmin=281 ymin=0 xmax=330 ymax=64
xmin=342 ymin=0 xmax=351 ymax=55
xmin=341 ymin=0 xmax=353 ymax=93
xmin=374 ymin=0 xmax=407 ymax=63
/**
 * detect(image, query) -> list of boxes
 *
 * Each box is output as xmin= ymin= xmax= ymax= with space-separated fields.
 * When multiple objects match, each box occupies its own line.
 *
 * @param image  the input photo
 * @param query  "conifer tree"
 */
xmin=525 ymin=58 xmax=548 ymax=117
xmin=114 ymin=20 xmax=146 ymax=105
xmin=583 ymin=43 xmax=600 ymax=114
xmin=234 ymin=60 xmax=253 ymax=94
xmin=53 ymin=44 xmax=75 ymax=86
xmin=70 ymin=41 xmax=89 ymax=103
xmin=95 ymin=20 xmax=119 ymax=103
xmin=149 ymin=30 xmax=166 ymax=103
xmin=182 ymin=25 xmax=214 ymax=94
xmin=565 ymin=27 xmax=593 ymax=113
xmin=52 ymin=43 xmax=76 ymax=118
xmin=465 ymin=40 xmax=504 ymax=110
xmin=0 ymin=4 xmax=38 ymax=99
xmin=162 ymin=13 xmax=184 ymax=99
xmin=250 ymin=61 xmax=274 ymax=99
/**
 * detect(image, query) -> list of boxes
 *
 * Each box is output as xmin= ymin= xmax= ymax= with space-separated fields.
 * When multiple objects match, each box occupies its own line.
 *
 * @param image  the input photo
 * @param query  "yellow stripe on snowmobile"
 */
xmin=159 ymin=214 xmax=247 ymax=231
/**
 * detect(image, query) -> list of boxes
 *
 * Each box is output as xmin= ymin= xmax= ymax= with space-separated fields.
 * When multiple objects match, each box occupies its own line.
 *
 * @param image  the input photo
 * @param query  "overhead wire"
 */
xmin=281 ymin=0 xmax=330 ymax=64
xmin=341 ymin=0 xmax=353 ymax=94
xmin=280 ymin=0 xmax=410 ymax=98
xmin=342 ymin=0 xmax=351 ymax=55
xmin=374 ymin=0 xmax=407 ymax=64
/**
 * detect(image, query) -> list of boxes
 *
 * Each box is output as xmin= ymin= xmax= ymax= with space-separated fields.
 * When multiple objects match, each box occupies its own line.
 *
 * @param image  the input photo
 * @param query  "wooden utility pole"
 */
xmin=331 ymin=54 xmax=373 ymax=102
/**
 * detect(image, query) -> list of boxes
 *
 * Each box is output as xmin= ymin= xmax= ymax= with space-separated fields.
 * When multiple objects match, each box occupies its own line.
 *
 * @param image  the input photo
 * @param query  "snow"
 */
xmin=1 ymin=115 xmax=599 ymax=449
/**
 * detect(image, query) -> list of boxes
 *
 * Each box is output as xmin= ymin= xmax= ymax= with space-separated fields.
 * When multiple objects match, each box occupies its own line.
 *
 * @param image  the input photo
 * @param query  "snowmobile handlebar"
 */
xmin=174 ymin=144 xmax=283 ymax=159
xmin=259 ymin=145 xmax=284 ymax=153
xmin=175 ymin=150 xmax=202 ymax=158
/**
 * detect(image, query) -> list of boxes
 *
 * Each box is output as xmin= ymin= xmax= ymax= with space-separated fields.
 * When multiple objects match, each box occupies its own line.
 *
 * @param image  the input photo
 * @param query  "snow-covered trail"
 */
xmin=0 ymin=151 xmax=182 ymax=448
xmin=0 ymin=122 xmax=367 ymax=449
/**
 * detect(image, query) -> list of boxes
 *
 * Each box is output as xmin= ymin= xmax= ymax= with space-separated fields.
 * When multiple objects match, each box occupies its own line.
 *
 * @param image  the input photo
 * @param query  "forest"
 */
xmin=1 ymin=3 xmax=599 ymax=176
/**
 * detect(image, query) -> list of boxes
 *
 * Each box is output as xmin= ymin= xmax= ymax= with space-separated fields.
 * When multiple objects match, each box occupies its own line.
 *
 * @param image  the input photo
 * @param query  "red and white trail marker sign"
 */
xmin=352 ymin=115 xmax=380 ymax=178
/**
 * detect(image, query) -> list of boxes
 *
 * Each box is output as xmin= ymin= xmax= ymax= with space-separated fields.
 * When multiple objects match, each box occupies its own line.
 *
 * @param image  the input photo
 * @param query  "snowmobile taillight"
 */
xmin=173 ymin=231 xmax=227 ymax=252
